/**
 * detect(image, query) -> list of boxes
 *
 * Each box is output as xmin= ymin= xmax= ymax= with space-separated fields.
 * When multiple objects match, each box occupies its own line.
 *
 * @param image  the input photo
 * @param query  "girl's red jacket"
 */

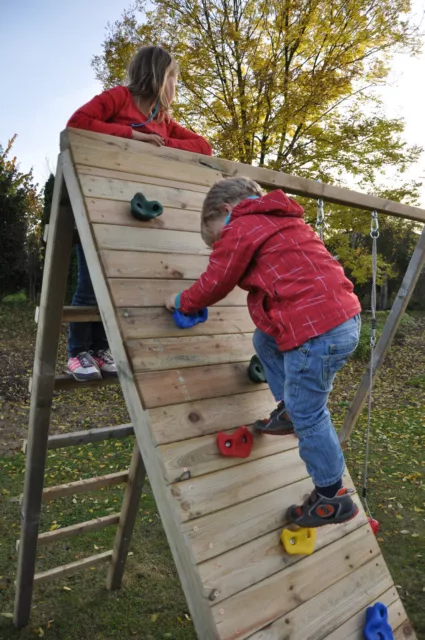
xmin=178 ymin=190 xmax=361 ymax=351
xmin=67 ymin=86 xmax=212 ymax=155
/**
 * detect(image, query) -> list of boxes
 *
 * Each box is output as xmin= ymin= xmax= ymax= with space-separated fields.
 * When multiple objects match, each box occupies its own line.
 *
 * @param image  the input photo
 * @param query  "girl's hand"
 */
xmin=165 ymin=294 xmax=178 ymax=311
xmin=132 ymin=130 xmax=165 ymax=147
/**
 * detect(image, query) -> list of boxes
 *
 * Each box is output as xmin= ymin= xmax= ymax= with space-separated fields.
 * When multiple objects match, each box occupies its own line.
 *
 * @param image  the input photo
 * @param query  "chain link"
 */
xmin=362 ymin=209 xmax=379 ymax=520
xmin=316 ymin=197 xmax=326 ymax=241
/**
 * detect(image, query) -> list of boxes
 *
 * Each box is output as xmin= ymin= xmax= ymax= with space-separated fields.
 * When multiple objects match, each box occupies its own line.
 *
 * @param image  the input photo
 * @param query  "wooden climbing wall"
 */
xmin=60 ymin=128 xmax=416 ymax=640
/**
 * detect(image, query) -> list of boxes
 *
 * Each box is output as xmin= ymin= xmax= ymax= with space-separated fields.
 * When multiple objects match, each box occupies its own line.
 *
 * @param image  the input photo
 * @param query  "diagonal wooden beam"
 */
xmin=339 ymin=225 xmax=425 ymax=443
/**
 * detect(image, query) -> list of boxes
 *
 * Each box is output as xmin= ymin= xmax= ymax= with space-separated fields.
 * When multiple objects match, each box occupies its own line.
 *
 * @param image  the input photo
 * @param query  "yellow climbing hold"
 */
xmin=281 ymin=526 xmax=316 ymax=555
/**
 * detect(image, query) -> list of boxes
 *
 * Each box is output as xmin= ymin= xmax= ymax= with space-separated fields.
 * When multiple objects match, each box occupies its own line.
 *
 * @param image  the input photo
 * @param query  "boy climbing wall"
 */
xmin=165 ymin=177 xmax=361 ymax=528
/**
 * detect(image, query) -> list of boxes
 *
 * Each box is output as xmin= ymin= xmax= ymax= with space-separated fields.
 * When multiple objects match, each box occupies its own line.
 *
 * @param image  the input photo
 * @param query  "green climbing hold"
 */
xmin=130 ymin=192 xmax=163 ymax=221
xmin=248 ymin=355 xmax=267 ymax=384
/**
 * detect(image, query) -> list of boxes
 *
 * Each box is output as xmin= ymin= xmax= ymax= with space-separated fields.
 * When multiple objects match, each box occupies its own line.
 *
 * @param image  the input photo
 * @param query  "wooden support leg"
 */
xmin=106 ymin=443 xmax=146 ymax=590
xmin=14 ymin=165 xmax=75 ymax=628
xmin=339 ymin=225 xmax=425 ymax=444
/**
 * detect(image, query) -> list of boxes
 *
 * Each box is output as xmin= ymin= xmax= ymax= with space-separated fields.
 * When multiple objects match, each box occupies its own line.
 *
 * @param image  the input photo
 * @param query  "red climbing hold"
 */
xmin=368 ymin=517 xmax=379 ymax=535
xmin=217 ymin=426 xmax=253 ymax=458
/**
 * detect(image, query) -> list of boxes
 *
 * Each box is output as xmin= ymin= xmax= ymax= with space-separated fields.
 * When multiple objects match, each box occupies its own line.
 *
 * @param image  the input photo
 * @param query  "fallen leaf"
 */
xmin=1 ymin=612 xmax=13 ymax=619
xmin=400 ymin=530 xmax=409 ymax=534
xmin=151 ymin=613 xmax=159 ymax=623
xmin=62 ymin=586 xmax=72 ymax=591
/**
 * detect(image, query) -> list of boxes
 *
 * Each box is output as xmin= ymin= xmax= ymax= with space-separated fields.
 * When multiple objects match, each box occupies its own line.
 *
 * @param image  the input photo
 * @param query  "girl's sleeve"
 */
xmin=67 ymin=87 xmax=133 ymax=139
xmin=165 ymin=120 xmax=212 ymax=156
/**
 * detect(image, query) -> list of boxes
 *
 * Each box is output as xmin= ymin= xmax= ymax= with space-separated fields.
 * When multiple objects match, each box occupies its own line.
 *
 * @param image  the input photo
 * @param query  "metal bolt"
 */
xmin=290 ymin=538 xmax=295 ymax=545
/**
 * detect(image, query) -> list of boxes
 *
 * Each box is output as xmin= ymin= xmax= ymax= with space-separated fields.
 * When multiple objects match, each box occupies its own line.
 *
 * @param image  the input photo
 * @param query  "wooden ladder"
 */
xmin=13 ymin=169 xmax=145 ymax=628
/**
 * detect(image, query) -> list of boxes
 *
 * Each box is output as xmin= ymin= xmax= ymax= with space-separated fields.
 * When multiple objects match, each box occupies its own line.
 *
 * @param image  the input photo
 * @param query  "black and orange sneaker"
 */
xmin=254 ymin=402 xmax=295 ymax=435
xmin=287 ymin=488 xmax=358 ymax=528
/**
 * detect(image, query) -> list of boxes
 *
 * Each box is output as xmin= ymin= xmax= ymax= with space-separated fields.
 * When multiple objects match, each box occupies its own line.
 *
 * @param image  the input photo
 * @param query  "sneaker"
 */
xmin=93 ymin=349 xmax=118 ymax=378
xmin=254 ymin=401 xmax=295 ymax=435
xmin=67 ymin=351 xmax=102 ymax=382
xmin=287 ymin=488 xmax=359 ymax=528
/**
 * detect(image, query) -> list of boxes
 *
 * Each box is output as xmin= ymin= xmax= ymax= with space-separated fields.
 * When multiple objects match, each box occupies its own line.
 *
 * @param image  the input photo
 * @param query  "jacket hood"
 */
xmin=230 ymin=189 xmax=304 ymax=221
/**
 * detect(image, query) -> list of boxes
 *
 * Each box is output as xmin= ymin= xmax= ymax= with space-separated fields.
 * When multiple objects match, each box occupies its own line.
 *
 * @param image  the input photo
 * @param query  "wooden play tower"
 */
xmin=13 ymin=128 xmax=424 ymax=638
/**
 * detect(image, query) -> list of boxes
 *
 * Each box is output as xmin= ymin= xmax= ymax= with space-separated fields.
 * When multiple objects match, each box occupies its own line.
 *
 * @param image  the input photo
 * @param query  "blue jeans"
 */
xmin=253 ymin=315 xmax=361 ymax=487
xmin=67 ymin=245 xmax=109 ymax=357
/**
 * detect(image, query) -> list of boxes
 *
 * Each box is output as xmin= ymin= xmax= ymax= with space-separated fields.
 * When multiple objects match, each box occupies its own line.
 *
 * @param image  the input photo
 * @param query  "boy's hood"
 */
xmin=231 ymin=189 xmax=304 ymax=220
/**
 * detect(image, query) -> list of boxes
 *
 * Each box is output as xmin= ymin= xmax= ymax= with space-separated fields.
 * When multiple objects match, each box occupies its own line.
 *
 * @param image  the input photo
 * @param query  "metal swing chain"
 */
xmin=362 ymin=209 xmax=379 ymax=519
xmin=316 ymin=197 xmax=327 ymax=241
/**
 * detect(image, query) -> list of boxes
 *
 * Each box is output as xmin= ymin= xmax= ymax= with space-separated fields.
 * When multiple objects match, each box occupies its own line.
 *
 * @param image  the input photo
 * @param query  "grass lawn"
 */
xmin=0 ymin=302 xmax=424 ymax=639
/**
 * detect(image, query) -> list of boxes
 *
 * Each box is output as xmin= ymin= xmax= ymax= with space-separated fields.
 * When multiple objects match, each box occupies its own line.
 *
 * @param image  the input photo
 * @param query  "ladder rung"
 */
xmin=33 ymin=550 xmax=113 ymax=585
xmin=42 ymin=471 xmax=128 ymax=501
xmin=62 ymin=306 xmax=101 ymax=323
xmin=23 ymin=423 xmax=134 ymax=453
xmin=36 ymin=514 xmax=120 ymax=546
xmin=54 ymin=374 xmax=120 ymax=390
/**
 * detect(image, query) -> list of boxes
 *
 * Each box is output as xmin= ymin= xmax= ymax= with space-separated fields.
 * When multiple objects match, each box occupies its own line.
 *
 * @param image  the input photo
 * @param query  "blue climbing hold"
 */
xmin=363 ymin=602 xmax=394 ymax=640
xmin=172 ymin=308 xmax=208 ymax=329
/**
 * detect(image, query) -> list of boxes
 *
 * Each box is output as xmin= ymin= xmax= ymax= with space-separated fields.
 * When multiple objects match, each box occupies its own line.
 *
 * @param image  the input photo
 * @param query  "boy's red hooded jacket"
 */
xmin=178 ymin=190 xmax=361 ymax=351
xmin=67 ymin=86 xmax=212 ymax=156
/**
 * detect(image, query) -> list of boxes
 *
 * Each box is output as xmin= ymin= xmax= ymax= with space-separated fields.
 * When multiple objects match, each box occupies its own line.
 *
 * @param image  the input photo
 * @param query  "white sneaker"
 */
xmin=93 ymin=349 xmax=118 ymax=378
xmin=67 ymin=351 xmax=102 ymax=381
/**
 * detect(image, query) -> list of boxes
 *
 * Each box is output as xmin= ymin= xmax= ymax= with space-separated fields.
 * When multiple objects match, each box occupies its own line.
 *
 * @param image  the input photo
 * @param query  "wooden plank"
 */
xmin=393 ymin=621 xmax=418 ymax=640
xmin=14 ymin=164 xmax=75 ymax=629
xmin=182 ymin=471 xmax=351 ymax=564
xmin=173 ymin=448 xmax=307 ymax=522
xmin=94 ymin=224 xmax=207 ymax=255
xmin=77 ymin=164 xmax=209 ymax=193
xmin=199 ymin=494 xmax=366 ymax=605
xmin=128 ymin=334 xmax=254 ymax=373
xmin=54 ymin=374 xmax=119 ymax=391
xmin=212 ymin=524 xmax=379 ymax=640
xmin=248 ymin=560 xmax=395 ymax=640
xmin=158 ymin=428 xmax=297 ymax=484
xmin=33 ymin=550 xmax=113 ymax=585
xmin=101 ymin=250 xmax=209 ymax=279
xmin=325 ymin=587 xmax=408 ymax=640
xmin=109 ymin=278 xmax=246 ymax=308
xmin=62 ymin=150 xmax=218 ymax=637
xmin=37 ymin=514 xmax=120 ymax=545
xmin=107 ymin=444 xmax=146 ymax=590
xmin=42 ymin=471 xmax=128 ymax=500
xmin=62 ymin=305 xmax=100 ymax=322
xmin=149 ymin=390 xmax=274 ymax=445
xmin=69 ymin=133 xmax=222 ymax=186
xmin=87 ymin=198 xmax=201 ymax=232
xmin=79 ymin=174 xmax=206 ymax=211
xmin=340 ymin=225 xmax=425 ymax=443
xmin=117 ymin=307 xmax=255 ymax=340
xmin=137 ymin=362 xmax=264 ymax=408
xmin=63 ymin=129 xmax=425 ymax=223
xmin=43 ymin=423 xmax=133 ymax=450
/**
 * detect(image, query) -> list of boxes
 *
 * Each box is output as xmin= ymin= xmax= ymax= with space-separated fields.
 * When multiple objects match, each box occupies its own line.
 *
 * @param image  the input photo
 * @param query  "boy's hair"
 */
xmin=127 ymin=46 xmax=177 ymax=121
xmin=201 ymin=177 xmax=264 ymax=245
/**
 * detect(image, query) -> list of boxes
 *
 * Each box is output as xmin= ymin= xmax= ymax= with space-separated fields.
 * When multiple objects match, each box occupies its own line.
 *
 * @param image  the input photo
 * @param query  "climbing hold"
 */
xmin=248 ymin=355 xmax=267 ymax=383
xmin=281 ymin=526 xmax=316 ymax=555
xmin=130 ymin=192 xmax=163 ymax=221
xmin=217 ymin=426 xmax=253 ymax=458
xmin=364 ymin=602 xmax=393 ymax=640
xmin=173 ymin=308 xmax=208 ymax=329
xmin=368 ymin=517 xmax=379 ymax=536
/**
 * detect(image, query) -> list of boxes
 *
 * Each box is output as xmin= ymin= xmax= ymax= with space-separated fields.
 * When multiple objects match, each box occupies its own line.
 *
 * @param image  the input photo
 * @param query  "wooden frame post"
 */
xmin=14 ymin=165 xmax=75 ymax=628
xmin=339 ymin=225 xmax=425 ymax=444
xmin=106 ymin=444 xmax=146 ymax=590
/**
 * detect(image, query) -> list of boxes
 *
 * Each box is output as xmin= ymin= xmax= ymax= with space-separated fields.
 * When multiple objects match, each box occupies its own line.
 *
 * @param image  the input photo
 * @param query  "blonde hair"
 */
xmin=127 ymin=46 xmax=177 ymax=121
xmin=201 ymin=177 xmax=264 ymax=245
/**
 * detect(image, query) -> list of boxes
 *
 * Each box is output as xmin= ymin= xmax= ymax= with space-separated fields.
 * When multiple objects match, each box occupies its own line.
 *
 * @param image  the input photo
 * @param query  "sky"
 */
xmin=1 ymin=0 xmax=425 ymax=203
